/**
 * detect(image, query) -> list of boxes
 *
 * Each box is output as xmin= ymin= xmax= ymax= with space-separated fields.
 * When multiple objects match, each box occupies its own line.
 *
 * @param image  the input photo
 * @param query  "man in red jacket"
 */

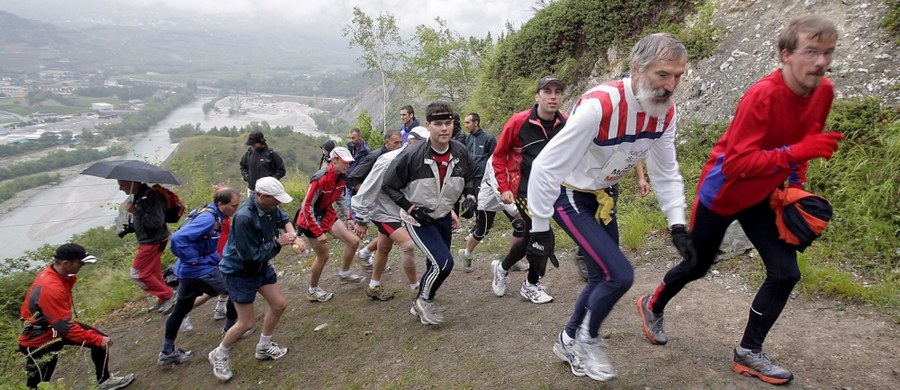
xmin=18 ymin=243 xmax=134 ymax=390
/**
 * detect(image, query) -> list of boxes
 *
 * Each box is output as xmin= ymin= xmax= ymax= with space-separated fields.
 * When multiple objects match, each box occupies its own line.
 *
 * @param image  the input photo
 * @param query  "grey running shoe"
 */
xmin=491 ymin=260 xmax=508 ymax=297
xmin=157 ymin=292 xmax=177 ymax=314
xmin=575 ymin=337 xmax=617 ymax=382
xmin=339 ymin=273 xmax=366 ymax=283
xmin=574 ymin=253 xmax=589 ymax=281
xmin=356 ymin=250 xmax=374 ymax=271
xmin=520 ymin=281 xmax=553 ymax=304
xmin=412 ymin=296 xmax=444 ymax=325
xmin=213 ymin=306 xmax=226 ymax=321
xmin=458 ymin=249 xmax=474 ymax=273
xmin=158 ymin=348 xmax=193 ymax=366
xmin=731 ymin=347 xmax=794 ymax=385
xmin=98 ymin=373 xmax=135 ymax=390
xmin=255 ymin=341 xmax=288 ymax=360
xmin=307 ymin=287 xmax=334 ymax=302
xmin=636 ymin=294 xmax=667 ymax=345
xmin=553 ymin=331 xmax=585 ymax=377
xmin=366 ymin=284 xmax=395 ymax=301
xmin=208 ymin=348 xmax=232 ymax=381
xmin=179 ymin=315 xmax=193 ymax=332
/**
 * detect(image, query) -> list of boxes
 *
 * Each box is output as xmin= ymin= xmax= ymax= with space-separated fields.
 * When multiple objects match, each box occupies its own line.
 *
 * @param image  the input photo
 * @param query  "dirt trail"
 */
xmin=50 ymin=238 xmax=897 ymax=390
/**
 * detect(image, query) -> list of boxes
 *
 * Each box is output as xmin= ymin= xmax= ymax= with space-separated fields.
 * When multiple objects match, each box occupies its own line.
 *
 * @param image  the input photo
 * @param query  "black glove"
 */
xmin=527 ymin=230 xmax=555 ymax=261
xmin=460 ymin=195 xmax=476 ymax=219
xmin=410 ymin=206 xmax=437 ymax=227
xmin=670 ymin=224 xmax=698 ymax=267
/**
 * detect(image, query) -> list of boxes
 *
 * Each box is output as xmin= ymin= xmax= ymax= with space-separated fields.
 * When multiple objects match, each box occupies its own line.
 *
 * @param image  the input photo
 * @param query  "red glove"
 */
xmin=787 ymin=132 xmax=845 ymax=163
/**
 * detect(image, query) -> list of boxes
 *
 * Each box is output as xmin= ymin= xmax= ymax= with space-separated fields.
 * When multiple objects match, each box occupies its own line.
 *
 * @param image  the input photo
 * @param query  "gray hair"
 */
xmin=629 ymin=33 xmax=687 ymax=73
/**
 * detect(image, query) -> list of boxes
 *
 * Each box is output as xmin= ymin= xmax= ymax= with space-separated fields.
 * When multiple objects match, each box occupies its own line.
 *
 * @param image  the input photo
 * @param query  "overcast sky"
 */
xmin=0 ymin=0 xmax=540 ymax=39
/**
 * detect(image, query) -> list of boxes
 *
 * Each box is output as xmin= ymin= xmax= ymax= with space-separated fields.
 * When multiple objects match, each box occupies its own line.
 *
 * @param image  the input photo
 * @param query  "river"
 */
xmin=0 ymin=97 xmax=325 ymax=260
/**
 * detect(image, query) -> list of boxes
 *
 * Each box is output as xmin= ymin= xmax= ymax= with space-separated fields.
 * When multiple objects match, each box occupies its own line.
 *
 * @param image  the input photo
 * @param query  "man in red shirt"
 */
xmin=636 ymin=15 xmax=844 ymax=385
xmin=18 ymin=243 xmax=134 ymax=390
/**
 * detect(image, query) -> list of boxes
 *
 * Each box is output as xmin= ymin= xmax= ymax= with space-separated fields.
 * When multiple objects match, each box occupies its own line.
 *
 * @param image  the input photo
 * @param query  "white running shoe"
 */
xmin=520 ymin=281 xmax=553 ymax=304
xmin=491 ymin=260 xmax=508 ymax=297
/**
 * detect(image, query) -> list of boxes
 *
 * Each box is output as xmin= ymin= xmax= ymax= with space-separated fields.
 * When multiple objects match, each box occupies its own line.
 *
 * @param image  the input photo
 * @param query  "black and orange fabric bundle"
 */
xmin=769 ymin=187 xmax=833 ymax=252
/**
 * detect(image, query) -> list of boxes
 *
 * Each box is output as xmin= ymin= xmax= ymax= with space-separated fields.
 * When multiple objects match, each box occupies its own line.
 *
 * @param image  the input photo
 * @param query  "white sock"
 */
xmin=308 ymin=286 xmax=317 ymax=294
xmin=358 ymin=247 xmax=371 ymax=257
xmin=369 ymin=279 xmax=381 ymax=289
xmin=215 ymin=299 xmax=227 ymax=310
xmin=409 ymin=282 xmax=419 ymax=291
xmin=257 ymin=334 xmax=272 ymax=349
xmin=461 ymin=249 xmax=469 ymax=257
xmin=561 ymin=330 xmax=574 ymax=344
xmin=215 ymin=343 xmax=229 ymax=358
xmin=339 ymin=270 xmax=351 ymax=278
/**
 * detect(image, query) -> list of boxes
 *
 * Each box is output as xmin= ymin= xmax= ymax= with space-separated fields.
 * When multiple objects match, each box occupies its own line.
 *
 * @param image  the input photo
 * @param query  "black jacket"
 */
xmin=240 ymin=145 xmax=286 ymax=190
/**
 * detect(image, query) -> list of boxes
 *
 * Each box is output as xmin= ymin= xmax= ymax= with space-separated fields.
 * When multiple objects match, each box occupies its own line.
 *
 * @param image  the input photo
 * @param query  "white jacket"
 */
xmin=528 ymin=77 xmax=687 ymax=232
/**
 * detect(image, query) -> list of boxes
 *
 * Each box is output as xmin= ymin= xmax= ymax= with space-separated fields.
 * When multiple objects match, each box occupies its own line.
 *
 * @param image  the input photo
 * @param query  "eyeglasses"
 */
xmin=792 ymin=49 xmax=834 ymax=60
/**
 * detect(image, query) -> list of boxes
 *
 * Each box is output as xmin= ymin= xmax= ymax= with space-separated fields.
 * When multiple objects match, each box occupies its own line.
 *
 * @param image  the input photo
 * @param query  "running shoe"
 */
xmin=179 ymin=316 xmax=193 ymax=332
xmin=458 ymin=249 xmax=474 ymax=273
xmin=491 ymin=260 xmax=508 ymax=297
xmin=255 ymin=341 xmax=288 ymax=360
xmin=213 ymin=305 xmax=226 ymax=321
xmin=208 ymin=348 xmax=232 ymax=381
xmin=575 ymin=337 xmax=617 ymax=382
xmin=339 ymin=273 xmax=366 ymax=283
xmin=97 ymin=373 xmax=135 ymax=390
xmin=157 ymin=292 xmax=177 ymax=314
xmin=356 ymin=249 xmax=374 ymax=270
xmin=636 ymin=294 xmax=667 ymax=345
xmin=731 ymin=347 xmax=794 ymax=385
xmin=158 ymin=348 xmax=193 ymax=366
xmin=552 ymin=330 xmax=585 ymax=377
xmin=365 ymin=284 xmax=395 ymax=301
xmin=307 ymin=287 xmax=334 ymax=302
xmin=412 ymin=296 xmax=444 ymax=325
xmin=520 ymin=281 xmax=553 ymax=304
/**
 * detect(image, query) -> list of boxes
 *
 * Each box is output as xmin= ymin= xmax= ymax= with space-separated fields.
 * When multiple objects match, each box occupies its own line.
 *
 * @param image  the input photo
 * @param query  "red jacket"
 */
xmin=492 ymin=105 xmax=567 ymax=197
xmin=295 ymin=164 xmax=346 ymax=237
xmin=18 ymin=266 xmax=104 ymax=348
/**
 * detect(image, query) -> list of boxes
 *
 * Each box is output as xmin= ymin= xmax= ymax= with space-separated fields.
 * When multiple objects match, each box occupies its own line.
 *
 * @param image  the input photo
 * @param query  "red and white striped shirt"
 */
xmin=528 ymin=77 xmax=687 ymax=232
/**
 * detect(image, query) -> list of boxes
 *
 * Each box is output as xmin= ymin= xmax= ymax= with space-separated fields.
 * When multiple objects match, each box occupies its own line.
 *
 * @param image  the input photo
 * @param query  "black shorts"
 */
xmin=374 ymin=221 xmax=402 ymax=236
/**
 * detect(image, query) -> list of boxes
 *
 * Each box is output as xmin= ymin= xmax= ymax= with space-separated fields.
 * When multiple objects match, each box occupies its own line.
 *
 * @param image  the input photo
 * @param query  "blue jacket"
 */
xmin=219 ymin=197 xmax=289 ymax=275
xmin=399 ymin=119 xmax=421 ymax=143
xmin=171 ymin=203 xmax=225 ymax=279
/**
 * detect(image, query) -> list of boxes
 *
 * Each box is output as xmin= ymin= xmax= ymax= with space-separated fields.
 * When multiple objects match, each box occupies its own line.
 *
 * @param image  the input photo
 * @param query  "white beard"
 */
xmin=634 ymin=76 xmax=674 ymax=118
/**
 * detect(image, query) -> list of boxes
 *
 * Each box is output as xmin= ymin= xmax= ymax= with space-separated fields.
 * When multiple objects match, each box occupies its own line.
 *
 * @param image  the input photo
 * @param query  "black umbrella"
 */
xmin=81 ymin=159 xmax=181 ymax=185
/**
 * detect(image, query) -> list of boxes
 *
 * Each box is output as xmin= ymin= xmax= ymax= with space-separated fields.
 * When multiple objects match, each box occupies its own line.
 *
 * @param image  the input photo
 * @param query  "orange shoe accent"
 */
xmin=731 ymin=361 xmax=793 ymax=385
xmin=636 ymin=294 xmax=663 ymax=345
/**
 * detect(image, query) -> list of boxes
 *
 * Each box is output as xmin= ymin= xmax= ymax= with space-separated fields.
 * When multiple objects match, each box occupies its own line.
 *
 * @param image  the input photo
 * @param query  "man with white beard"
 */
xmin=525 ymin=33 xmax=693 ymax=382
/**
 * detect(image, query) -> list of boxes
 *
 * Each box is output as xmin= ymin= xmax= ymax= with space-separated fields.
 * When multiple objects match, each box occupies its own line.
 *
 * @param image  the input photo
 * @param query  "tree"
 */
xmin=343 ymin=6 xmax=404 ymax=134
xmin=355 ymin=110 xmax=381 ymax=148
xmin=400 ymin=18 xmax=492 ymax=105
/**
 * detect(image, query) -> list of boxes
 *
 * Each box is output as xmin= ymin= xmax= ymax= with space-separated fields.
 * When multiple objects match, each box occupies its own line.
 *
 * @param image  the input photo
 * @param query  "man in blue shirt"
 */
xmin=158 ymin=187 xmax=241 ymax=367
xmin=208 ymin=177 xmax=304 ymax=381
xmin=398 ymin=105 xmax=420 ymax=142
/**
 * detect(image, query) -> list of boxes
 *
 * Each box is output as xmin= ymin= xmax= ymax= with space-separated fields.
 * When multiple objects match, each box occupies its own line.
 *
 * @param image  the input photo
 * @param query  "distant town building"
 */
xmin=92 ymin=103 xmax=114 ymax=112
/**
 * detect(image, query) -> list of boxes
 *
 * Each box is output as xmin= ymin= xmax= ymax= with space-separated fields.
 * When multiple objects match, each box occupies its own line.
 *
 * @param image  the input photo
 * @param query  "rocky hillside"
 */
xmin=672 ymin=0 xmax=898 ymax=125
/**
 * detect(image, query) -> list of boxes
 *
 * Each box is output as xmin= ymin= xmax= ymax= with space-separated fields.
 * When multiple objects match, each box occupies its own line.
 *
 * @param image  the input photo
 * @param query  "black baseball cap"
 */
xmin=536 ymin=75 xmax=564 ymax=92
xmin=55 ymin=243 xmax=97 ymax=264
xmin=246 ymin=131 xmax=265 ymax=145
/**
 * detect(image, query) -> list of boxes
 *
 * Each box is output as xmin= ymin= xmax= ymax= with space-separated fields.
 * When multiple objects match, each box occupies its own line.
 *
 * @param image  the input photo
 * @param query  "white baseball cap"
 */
xmin=255 ymin=177 xmax=293 ymax=203
xmin=330 ymin=146 xmax=355 ymax=163
xmin=409 ymin=126 xmax=430 ymax=140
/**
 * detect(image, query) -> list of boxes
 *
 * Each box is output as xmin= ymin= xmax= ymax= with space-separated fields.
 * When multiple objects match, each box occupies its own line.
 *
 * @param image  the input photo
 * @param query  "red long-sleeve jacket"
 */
xmin=295 ymin=165 xmax=346 ymax=237
xmin=18 ymin=266 xmax=104 ymax=348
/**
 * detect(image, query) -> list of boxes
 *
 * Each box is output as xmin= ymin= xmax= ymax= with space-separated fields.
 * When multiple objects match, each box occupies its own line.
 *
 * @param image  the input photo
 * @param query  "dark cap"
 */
xmin=246 ymin=131 xmax=265 ymax=145
xmin=536 ymin=75 xmax=564 ymax=93
xmin=321 ymin=140 xmax=336 ymax=153
xmin=54 ymin=243 xmax=97 ymax=263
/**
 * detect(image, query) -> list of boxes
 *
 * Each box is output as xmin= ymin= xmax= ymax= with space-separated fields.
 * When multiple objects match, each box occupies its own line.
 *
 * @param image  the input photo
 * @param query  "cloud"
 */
xmin=117 ymin=0 xmax=535 ymax=37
